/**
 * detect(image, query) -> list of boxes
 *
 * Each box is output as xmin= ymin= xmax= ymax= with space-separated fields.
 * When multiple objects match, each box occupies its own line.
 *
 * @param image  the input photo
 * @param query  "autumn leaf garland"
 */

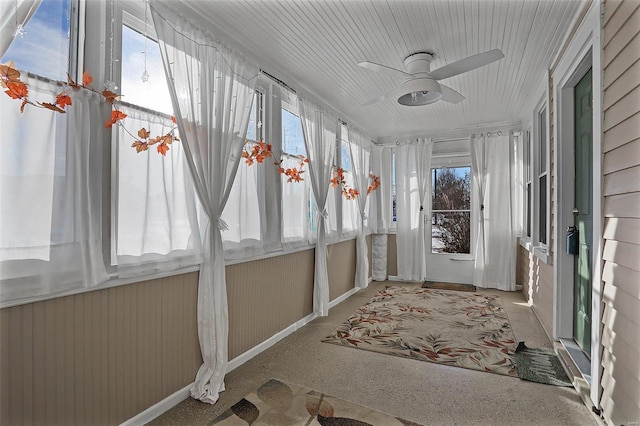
xmin=0 ymin=61 xmax=177 ymax=156
xmin=2 ymin=60 xmax=381 ymax=195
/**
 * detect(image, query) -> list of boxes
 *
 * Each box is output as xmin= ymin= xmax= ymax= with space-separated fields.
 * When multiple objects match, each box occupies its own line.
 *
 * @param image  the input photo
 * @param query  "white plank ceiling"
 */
xmin=173 ymin=0 xmax=584 ymax=141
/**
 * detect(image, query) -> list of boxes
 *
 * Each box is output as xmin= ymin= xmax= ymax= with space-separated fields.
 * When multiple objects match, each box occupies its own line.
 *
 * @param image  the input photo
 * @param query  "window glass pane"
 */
xmin=247 ymin=92 xmax=262 ymax=141
xmin=539 ymin=174 xmax=547 ymax=245
xmin=431 ymin=166 xmax=471 ymax=254
xmin=526 ymin=183 xmax=532 ymax=238
xmin=392 ymin=152 xmax=397 ymax=222
xmin=121 ymin=24 xmax=172 ymax=115
xmin=282 ymin=108 xmax=305 ymax=154
xmin=2 ymin=0 xmax=71 ymax=81
xmin=538 ymin=107 xmax=547 ymax=174
xmin=432 ymin=167 xmax=471 ymax=210
xmin=432 ymin=212 xmax=471 ymax=254
xmin=281 ymin=107 xmax=312 ymax=241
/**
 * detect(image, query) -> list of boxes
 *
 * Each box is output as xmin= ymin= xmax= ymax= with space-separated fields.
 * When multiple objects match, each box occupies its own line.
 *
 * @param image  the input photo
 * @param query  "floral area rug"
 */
xmin=323 ymin=286 xmax=518 ymax=377
xmin=210 ymin=378 xmax=423 ymax=425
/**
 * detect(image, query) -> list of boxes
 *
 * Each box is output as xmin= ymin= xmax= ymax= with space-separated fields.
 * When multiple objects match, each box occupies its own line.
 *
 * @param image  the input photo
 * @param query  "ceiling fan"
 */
xmin=358 ymin=49 xmax=504 ymax=106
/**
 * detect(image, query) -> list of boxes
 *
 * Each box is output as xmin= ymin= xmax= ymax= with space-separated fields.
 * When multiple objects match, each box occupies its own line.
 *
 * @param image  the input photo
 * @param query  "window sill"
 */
xmin=518 ymin=238 xmax=552 ymax=264
xmin=533 ymin=246 xmax=552 ymax=265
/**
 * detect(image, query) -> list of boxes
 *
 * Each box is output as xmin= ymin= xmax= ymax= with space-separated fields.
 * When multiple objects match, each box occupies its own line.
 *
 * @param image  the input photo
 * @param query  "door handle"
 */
xmin=572 ymin=208 xmax=579 ymax=215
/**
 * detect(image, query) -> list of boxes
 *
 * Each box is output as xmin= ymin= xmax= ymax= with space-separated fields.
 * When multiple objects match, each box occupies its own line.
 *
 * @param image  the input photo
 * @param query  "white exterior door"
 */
xmin=424 ymin=155 xmax=475 ymax=284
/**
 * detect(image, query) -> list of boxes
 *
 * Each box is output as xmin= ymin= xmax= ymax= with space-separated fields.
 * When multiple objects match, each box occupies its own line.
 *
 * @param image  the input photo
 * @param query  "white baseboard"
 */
xmin=227 ymin=311 xmax=317 ymax=372
xmin=368 ymin=276 xmax=373 ymax=284
xmin=119 ymin=382 xmax=193 ymax=426
xmin=329 ymin=287 xmax=360 ymax=309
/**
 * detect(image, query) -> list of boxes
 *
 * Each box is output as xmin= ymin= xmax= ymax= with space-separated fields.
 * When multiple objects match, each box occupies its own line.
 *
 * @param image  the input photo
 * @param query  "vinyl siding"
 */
xmin=600 ymin=0 xmax=640 ymax=424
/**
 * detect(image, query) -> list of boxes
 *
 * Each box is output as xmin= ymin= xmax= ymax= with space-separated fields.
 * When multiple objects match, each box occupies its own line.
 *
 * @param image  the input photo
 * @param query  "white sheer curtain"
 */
xmin=1 ymin=74 xmax=109 ymax=305
xmin=151 ymin=2 xmax=258 ymax=404
xmin=298 ymin=97 xmax=337 ymax=316
xmin=347 ymin=127 xmax=371 ymax=289
xmin=370 ymin=146 xmax=393 ymax=233
xmin=0 ymin=0 xmax=41 ymax=57
xmin=115 ymin=104 xmax=203 ymax=277
xmin=395 ymin=139 xmax=433 ymax=282
xmin=470 ymin=133 xmax=516 ymax=290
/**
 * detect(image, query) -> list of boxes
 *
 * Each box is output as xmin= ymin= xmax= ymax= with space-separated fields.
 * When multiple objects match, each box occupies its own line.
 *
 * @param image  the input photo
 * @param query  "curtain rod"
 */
xmin=260 ymin=69 xmax=296 ymax=94
xmin=260 ymin=69 xmax=351 ymax=127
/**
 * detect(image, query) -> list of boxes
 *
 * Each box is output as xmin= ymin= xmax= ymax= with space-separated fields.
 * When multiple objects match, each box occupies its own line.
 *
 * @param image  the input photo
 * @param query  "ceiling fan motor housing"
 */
xmin=398 ymin=52 xmax=442 ymax=105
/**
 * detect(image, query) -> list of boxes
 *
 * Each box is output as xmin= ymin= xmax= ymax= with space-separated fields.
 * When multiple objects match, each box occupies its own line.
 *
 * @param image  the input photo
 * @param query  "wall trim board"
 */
xmin=119 ymin=382 xmax=193 ymax=426
xmin=329 ymin=286 xmax=361 ymax=309
xmin=227 ymin=311 xmax=318 ymax=372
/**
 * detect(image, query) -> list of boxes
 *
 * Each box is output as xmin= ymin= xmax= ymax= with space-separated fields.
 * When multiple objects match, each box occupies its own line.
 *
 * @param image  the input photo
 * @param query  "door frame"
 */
xmin=552 ymin=1 xmax=603 ymax=408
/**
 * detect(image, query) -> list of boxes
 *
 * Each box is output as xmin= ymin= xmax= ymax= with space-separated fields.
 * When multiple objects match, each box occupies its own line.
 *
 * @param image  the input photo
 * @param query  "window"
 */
xmin=431 ymin=167 xmax=472 ymax=254
xmin=113 ymin=4 xmax=202 ymax=272
xmin=340 ymin=124 xmax=358 ymax=235
xmin=281 ymin=92 xmax=314 ymax=242
xmin=537 ymin=106 xmax=548 ymax=246
xmin=523 ymin=130 xmax=532 ymax=239
xmin=521 ymin=95 xmax=550 ymax=260
xmin=222 ymin=90 xmax=264 ymax=250
xmin=392 ymin=151 xmax=397 ymax=223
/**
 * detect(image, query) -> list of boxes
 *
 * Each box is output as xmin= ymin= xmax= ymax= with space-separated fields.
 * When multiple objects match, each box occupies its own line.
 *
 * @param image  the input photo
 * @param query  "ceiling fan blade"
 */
xmin=428 ymin=49 xmax=504 ymax=81
xmin=358 ymin=61 xmax=412 ymax=79
xmin=440 ymin=84 xmax=465 ymax=104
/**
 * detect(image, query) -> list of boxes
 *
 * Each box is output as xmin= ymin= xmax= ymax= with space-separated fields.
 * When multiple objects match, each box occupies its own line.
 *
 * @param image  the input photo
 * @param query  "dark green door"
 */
xmin=573 ymin=68 xmax=592 ymax=355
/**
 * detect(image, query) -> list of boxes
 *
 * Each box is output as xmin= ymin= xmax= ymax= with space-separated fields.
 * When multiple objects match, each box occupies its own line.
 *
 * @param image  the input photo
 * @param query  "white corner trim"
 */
xmin=119 ymin=382 xmax=193 ymax=426
xmin=226 ymin=312 xmax=317 ymax=373
xmin=368 ymin=276 xmax=373 ymax=284
xmin=329 ymin=286 xmax=361 ymax=309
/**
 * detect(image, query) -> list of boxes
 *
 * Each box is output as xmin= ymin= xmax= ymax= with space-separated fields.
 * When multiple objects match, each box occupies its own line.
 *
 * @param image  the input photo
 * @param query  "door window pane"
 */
xmin=431 ymin=167 xmax=471 ymax=254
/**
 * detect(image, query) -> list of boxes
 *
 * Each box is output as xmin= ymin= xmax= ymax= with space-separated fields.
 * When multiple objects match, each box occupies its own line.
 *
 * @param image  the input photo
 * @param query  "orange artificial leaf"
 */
xmin=5 ymin=81 xmax=28 ymax=99
xmin=137 ymin=127 xmax=151 ymax=139
xmin=39 ymin=102 xmax=66 ymax=113
xmin=105 ymin=109 xmax=127 ymax=128
xmin=171 ymin=115 xmax=177 ymax=124
xmin=148 ymin=135 xmax=163 ymax=145
xmin=102 ymin=90 xmax=120 ymax=104
xmin=67 ymin=73 xmax=81 ymax=89
xmin=162 ymin=134 xmax=173 ymax=145
xmin=131 ymin=140 xmax=149 ymax=153
xmin=157 ymin=142 xmax=170 ymax=156
xmin=0 ymin=61 xmax=21 ymax=88
xmin=56 ymin=93 xmax=72 ymax=108
xmin=82 ymin=71 xmax=93 ymax=87
xmin=20 ymin=100 xmax=27 ymax=113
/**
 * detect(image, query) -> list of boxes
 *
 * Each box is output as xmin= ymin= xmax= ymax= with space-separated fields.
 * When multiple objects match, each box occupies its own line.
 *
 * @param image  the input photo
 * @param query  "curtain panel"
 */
xmin=347 ymin=127 xmax=371 ymax=289
xmin=370 ymin=146 xmax=393 ymax=233
xmin=470 ymin=133 xmax=516 ymax=290
xmin=151 ymin=1 xmax=258 ymax=404
xmin=114 ymin=103 xmax=203 ymax=277
xmin=395 ymin=139 xmax=433 ymax=282
xmin=0 ymin=74 xmax=109 ymax=305
xmin=298 ymin=97 xmax=337 ymax=317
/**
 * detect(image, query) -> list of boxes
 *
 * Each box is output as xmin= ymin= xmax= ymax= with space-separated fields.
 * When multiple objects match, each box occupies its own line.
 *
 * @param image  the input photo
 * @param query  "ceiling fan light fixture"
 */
xmin=397 ymin=77 xmax=442 ymax=106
